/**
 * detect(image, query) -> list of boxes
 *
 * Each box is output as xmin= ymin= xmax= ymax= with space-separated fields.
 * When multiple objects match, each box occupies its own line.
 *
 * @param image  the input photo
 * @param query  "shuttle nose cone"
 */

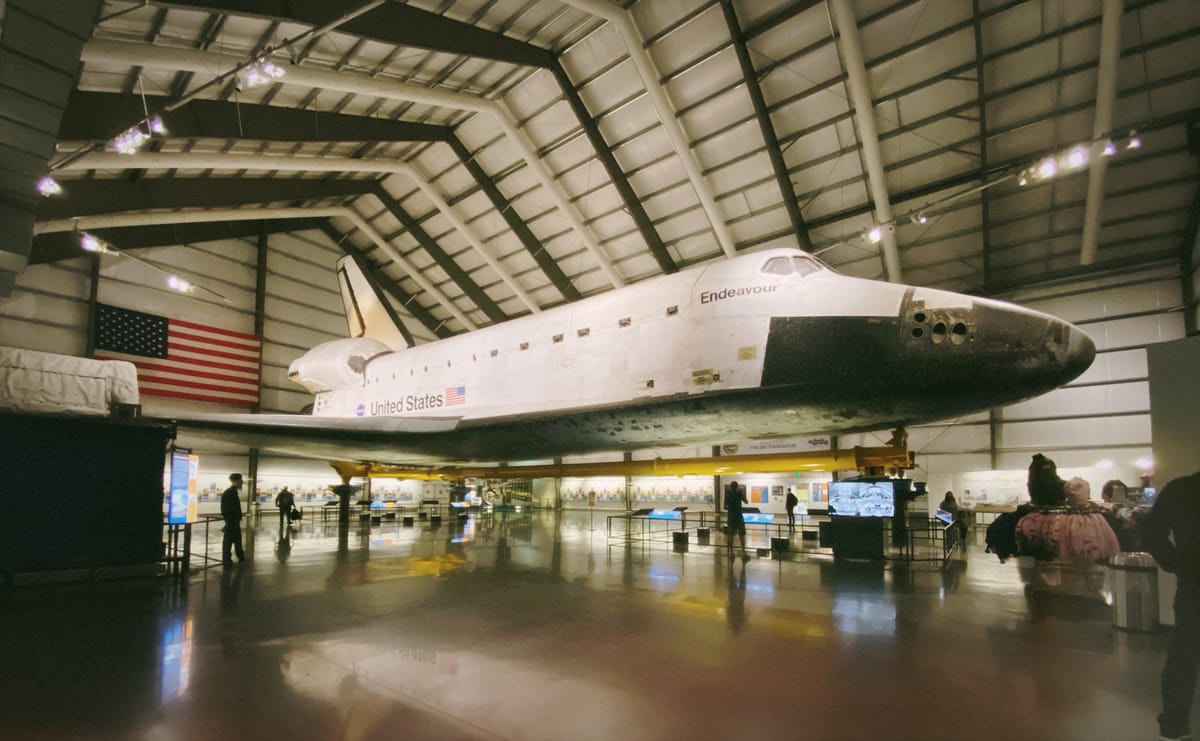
xmin=1063 ymin=324 xmax=1096 ymax=380
xmin=886 ymin=297 xmax=1096 ymax=403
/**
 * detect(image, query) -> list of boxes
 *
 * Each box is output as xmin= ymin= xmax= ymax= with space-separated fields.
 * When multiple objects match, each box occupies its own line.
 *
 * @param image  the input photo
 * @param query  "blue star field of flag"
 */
xmin=95 ymin=304 xmax=169 ymax=359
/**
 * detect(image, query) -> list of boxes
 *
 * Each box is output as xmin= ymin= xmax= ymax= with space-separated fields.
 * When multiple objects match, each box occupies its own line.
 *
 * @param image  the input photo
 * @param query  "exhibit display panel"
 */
xmin=828 ymin=481 xmax=895 ymax=518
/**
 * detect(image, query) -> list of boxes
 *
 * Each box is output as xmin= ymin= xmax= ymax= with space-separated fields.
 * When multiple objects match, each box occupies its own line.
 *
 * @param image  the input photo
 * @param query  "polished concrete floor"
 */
xmin=0 ymin=509 xmax=1188 ymax=741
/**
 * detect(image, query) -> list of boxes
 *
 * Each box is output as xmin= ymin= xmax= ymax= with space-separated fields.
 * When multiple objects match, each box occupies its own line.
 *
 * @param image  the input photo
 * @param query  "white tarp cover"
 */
xmin=0 ymin=346 xmax=139 ymax=415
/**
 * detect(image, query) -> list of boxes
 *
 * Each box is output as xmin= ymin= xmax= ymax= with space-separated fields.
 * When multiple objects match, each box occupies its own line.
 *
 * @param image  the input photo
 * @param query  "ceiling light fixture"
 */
xmin=113 ymin=123 xmax=151 ymax=154
xmin=1065 ymin=146 xmax=1088 ymax=170
xmin=1127 ymin=129 xmax=1142 ymax=149
xmin=1102 ymin=140 xmax=1117 ymax=156
xmin=79 ymin=232 xmax=116 ymax=254
xmin=236 ymin=57 xmax=287 ymax=90
xmin=866 ymin=226 xmax=883 ymax=244
xmin=37 ymin=176 xmax=62 ymax=197
xmin=167 ymin=274 xmax=194 ymax=293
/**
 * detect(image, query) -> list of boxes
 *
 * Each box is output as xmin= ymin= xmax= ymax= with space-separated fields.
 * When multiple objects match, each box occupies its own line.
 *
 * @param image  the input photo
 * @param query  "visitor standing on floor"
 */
xmin=221 ymin=473 xmax=247 ymax=565
xmin=724 ymin=480 xmax=749 ymax=560
xmin=275 ymin=486 xmax=295 ymax=530
xmin=1144 ymin=470 xmax=1200 ymax=741
xmin=785 ymin=487 xmax=799 ymax=530
xmin=940 ymin=490 xmax=969 ymax=542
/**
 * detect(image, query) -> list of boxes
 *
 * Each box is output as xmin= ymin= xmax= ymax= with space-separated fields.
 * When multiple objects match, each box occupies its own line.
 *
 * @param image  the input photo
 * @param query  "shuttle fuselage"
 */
xmin=279 ymin=248 xmax=1094 ymax=463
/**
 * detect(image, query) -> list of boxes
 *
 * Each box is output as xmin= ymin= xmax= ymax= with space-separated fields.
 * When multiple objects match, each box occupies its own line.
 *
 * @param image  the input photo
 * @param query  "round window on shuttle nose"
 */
xmin=931 ymin=321 xmax=947 ymax=344
xmin=913 ymin=311 xmax=926 ymax=323
xmin=911 ymin=327 xmax=924 ymax=338
xmin=950 ymin=322 xmax=968 ymax=345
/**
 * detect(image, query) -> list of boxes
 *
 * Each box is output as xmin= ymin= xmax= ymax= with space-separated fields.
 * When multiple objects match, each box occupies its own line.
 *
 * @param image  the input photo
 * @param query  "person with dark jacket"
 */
xmin=785 ymin=488 xmax=799 ymax=530
xmin=940 ymin=491 xmax=970 ymax=542
xmin=221 ymin=473 xmax=246 ymax=565
xmin=1144 ymin=470 xmax=1200 ymax=741
xmin=724 ymin=480 xmax=748 ymax=560
xmin=275 ymin=487 xmax=296 ymax=530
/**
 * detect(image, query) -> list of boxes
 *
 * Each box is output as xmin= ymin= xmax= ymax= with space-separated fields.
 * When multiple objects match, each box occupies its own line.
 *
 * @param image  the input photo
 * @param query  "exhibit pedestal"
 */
xmin=820 ymin=517 xmax=885 ymax=560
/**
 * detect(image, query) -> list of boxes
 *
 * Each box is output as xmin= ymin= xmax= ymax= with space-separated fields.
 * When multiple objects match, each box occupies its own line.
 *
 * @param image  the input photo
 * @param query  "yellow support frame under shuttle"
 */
xmin=330 ymin=445 xmax=913 ymax=483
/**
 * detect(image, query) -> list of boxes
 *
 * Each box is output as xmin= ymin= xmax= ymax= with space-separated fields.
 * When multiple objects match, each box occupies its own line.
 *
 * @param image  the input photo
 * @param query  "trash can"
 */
xmin=1109 ymin=552 xmax=1159 ymax=631
xmin=672 ymin=531 xmax=688 ymax=553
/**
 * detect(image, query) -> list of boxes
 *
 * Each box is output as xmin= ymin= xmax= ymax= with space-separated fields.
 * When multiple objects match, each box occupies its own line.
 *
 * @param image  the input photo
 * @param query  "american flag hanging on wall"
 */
xmin=93 ymin=304 xmax=261 ymax=406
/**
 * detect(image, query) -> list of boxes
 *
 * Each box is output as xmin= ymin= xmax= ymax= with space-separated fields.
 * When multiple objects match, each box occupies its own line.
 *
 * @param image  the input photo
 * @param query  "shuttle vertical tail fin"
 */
xmin=335 ymin=253 xmax=414 ymax=350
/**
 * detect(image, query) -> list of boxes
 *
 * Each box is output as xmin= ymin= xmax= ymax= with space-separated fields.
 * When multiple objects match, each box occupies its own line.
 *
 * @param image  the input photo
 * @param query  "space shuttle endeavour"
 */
xmin=199 ymin=246 xmax=1099 ymax=466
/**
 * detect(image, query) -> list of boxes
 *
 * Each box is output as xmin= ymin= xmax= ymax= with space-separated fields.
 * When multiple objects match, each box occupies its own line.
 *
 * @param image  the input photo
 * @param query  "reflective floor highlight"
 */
xmin=0 ymin=510 xmax=1187 ymax=740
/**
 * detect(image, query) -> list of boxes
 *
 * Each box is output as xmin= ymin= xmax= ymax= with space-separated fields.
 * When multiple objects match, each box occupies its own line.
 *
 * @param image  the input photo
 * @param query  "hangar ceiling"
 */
xmin=6 ymin=0 xmax=1200 ymax=339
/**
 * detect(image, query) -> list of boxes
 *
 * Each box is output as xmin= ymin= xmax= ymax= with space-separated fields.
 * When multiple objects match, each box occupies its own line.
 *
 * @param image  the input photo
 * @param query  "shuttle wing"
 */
xmin=170 ymin=412 xmax=466 ymax=465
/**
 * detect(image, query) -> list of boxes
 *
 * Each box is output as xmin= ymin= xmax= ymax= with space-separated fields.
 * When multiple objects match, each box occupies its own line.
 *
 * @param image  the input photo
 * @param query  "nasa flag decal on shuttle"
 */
xmin=93 ymin=303 xmax=261 ymax=406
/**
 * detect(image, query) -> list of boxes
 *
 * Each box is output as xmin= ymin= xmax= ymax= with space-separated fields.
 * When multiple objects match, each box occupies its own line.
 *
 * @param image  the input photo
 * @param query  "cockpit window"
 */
xmin=762 ymin=255 xmax=825 ymax=276
xmin=792 ymin=256 xmax=822 ymax=276
xmin=762 ymin=257 xmax=793 ymax=275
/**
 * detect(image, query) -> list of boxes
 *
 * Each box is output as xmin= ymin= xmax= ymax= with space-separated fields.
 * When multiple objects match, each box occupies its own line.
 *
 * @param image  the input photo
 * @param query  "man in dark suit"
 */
xmin=221 ymin=473 xmax=247 ymax=565
xmin=1145 ymin=470 xmax=1200 ymax=741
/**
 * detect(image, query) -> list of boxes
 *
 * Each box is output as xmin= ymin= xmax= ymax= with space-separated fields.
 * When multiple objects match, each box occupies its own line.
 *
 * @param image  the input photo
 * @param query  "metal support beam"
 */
xmin=85 ymin=253 xmax=100 ymax=356
xmin=712 ymin=444 xmax=722 ymax=516
xmin=37 ymin=176 xmax=378 ymax=220
xmin=319 ymin=222 xmax=446 ymax=341
xmin=59 ymin=90 xmax=452 ymax=144
xmin=369 ymin=183 xmax=507 ymax=324
xmin=971 ymin=0 xmax=993 ymax=291
xmin=1182 ymin=181 xmax=1200 ymax=337
xmin=333 ymin=445 xmax=914 ymax=481
xmin=1080 ymin=0 xmax=1125 ymax=265
xmin=58 ymin=150 xmax=540 ymax=316
xmin=446 ymin=135 xmax=581 ymax=302
xmin=35 ymin=205 xmax=478 ymax=331
xmin=247 ymin=448 xmax=259 ymax=521
xmin=829 ymin=0 xmax=902 ymax=282
xmin=153 ymin=0 xmax=554 ymax=68
xmin=720 ymin=0 xmax=812 ymax=251
xmin=988 ymin=409 xmax=999 ymax=471
xmin=562 ymin=0 xmax=740 ymax=259
xmin=29 ymin=218 xmax=326 ymax=264
xmin=548 ymin=60 xmax=677 ymax=274
xmin=83 ymin=38 xmax=623 ymax=290
xmin=253 ymin=223 xmax=268 ymax=413
xmin=804 ymin=107 xmax=1200 ymax=232
xmin=623 ymin=451 xmax=633 ymax=512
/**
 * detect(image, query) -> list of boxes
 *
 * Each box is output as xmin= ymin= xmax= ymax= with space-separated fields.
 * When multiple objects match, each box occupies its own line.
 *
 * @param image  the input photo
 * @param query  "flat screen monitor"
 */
xmin=647 ymin=509 xmax=682 ymax=520
xmin=934 ymin=508 xmax=954 ymax=526
xmin=742 ymin=512 xmax=775 ymax=524
xmin=828 ymin=480 xmax=896 ymax=518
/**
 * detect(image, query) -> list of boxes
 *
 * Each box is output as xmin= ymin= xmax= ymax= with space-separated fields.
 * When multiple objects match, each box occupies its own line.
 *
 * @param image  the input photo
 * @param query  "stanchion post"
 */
xmin=182 ymin=523 xmax=192 ymax=575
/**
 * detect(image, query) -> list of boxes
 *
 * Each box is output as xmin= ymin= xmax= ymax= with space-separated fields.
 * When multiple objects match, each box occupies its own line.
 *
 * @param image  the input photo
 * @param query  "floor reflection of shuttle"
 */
xmin=172 ymin=248 xmax=1096 ymax=464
